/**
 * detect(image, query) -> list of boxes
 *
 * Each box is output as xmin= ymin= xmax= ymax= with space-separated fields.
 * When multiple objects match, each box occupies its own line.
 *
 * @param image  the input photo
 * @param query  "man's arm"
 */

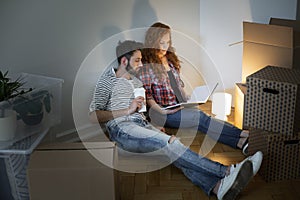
xmin=90 ymin=109 xmax=130 ymax=123
xmin=90 ymin=96 xmax=145 ymax=123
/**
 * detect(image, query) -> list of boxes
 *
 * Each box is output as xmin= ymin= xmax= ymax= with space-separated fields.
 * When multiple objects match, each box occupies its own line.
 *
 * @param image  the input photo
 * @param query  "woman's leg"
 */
xmin=163 ymin=109 xmax=242 ymax=148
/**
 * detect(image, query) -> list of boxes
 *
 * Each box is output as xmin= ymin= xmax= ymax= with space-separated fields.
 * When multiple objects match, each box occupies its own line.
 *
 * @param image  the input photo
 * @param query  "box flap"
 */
xmin=29 ymin=142 xmax=115 ymax=169
xmin=269 ymin=18 xmax=300 ymax=70
xmin=270 ymin=18 xmax=300 ymax=46
xmin=270 ymin=18 xmax=300 ymax=32
xmin=243 ymin=21 xmax=293 ymax=48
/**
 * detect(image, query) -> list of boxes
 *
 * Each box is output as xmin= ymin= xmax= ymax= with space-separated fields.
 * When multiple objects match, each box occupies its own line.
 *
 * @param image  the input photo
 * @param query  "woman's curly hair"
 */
xmin=142 ymin=22 xmax=181 ymax=80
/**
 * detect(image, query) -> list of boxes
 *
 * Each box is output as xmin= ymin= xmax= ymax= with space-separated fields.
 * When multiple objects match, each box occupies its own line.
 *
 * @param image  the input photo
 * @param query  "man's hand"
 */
xmin=128 ymin=96 xmax=145 ymax=114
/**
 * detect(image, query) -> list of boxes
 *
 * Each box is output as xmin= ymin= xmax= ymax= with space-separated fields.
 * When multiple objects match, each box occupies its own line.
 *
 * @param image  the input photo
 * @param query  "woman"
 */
xmin=139 ymin=22 xmax=248 ymax=153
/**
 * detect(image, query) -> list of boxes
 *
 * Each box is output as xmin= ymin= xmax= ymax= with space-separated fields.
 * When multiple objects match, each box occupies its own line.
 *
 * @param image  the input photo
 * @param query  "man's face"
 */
xmin=126 ymin=50 xmax=143 ymax=75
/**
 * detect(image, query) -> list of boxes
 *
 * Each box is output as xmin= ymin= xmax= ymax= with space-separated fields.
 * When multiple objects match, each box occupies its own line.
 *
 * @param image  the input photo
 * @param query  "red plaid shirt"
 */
xmin=138 ymin=63 xmax=186 ymax=107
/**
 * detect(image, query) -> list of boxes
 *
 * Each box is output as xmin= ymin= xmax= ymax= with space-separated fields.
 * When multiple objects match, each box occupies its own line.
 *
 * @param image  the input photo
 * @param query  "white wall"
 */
xmin=0 ymin=0 xmax=298 ymax=136
xmin=0 ymin=0 xmax=200 ymax=136
xmin=200 ymin=0 xmax=297 ymax=103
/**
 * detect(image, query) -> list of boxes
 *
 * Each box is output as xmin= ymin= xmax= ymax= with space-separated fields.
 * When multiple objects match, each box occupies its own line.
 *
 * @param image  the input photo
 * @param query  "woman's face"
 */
xmin=157 ymin=33 xmax=170 ymax=58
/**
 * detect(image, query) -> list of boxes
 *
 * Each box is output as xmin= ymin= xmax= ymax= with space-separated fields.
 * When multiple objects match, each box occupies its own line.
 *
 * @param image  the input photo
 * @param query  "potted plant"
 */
xmin=12 ymin=90 xmax=52 ymax=126
xmin=0 ymin=71 xmax=31 ymax=141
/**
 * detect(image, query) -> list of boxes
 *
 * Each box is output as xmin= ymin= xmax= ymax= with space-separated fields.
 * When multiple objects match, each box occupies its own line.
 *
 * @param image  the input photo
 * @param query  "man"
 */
xmin=89 ymin=40 xmax=262 ymax=200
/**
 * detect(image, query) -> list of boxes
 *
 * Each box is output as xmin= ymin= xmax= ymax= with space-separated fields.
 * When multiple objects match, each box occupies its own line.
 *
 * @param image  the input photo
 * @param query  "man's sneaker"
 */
xmin=217 ymin=160 xmax=253 ymax=200
xmin=242 ymin=151 xmax=263 ymax=176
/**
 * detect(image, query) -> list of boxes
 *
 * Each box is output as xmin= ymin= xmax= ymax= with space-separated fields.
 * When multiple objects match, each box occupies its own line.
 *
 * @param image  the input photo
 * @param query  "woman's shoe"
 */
xmin=242 ymin=143 xmax=248 ymax=156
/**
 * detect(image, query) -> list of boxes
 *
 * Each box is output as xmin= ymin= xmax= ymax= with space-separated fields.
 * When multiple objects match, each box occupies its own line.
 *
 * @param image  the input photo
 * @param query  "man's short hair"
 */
xmin=116 ymin=40 xmax=144 ymax=64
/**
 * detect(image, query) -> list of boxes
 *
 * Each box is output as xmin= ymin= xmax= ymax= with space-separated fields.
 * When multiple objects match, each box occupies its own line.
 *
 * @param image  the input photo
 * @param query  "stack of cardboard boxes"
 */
xmin=235 ymin=18 xmax=300 ymax=182
xmin=245 ymin=66 xmax=300 ymax=182
xmin=235 ymin=18 xmax=300 ymax=129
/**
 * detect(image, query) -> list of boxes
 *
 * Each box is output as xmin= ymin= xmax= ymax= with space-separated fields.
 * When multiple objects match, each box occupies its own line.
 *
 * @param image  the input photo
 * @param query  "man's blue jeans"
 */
xmin=106 ymin=116 xmax=227 ymax=195
xmin=149 ymin=108 xmax=241 ymax=148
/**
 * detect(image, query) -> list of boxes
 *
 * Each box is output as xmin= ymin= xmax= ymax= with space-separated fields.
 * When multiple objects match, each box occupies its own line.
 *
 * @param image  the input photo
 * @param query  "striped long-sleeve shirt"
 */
xmin=89 ymin=67 xmax=144 ymax=121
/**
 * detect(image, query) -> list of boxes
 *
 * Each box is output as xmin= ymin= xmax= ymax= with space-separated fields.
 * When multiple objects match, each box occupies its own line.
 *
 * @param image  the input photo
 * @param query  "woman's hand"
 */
xmin=161 ymin=106 xmax=183 ymax=115
xmin=147 ymin=99 xmax=183 ymax=115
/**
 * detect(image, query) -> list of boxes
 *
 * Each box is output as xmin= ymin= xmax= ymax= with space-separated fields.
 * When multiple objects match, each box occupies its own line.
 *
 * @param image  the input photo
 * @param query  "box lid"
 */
xmin=246 ymin=66 xmax=300 ymax=91
xmin=36 ymin=141 xmax=115 ymax=150
xmin=269 ymin=18 xmax=300 ymax=70
xmin=270 ymin=18 xmax=300 ymax=34
xmin=29 ymin=142 xmax=116 ymax=169
xmin=243 ymin=21 xmax=293 ymax=48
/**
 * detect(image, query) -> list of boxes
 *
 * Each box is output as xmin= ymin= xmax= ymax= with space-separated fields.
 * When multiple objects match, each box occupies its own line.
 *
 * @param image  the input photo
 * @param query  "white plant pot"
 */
xmin=0 ymin=110 xmax=17 ymax=141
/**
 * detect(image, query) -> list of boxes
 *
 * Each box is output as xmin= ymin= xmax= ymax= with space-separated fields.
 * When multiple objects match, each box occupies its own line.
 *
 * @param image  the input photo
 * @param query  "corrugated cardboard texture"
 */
xmin=27 ymin=142 xmax=116 ymax=200
xmin=249 ymin=129 xmax=300 ymax=182
xmin=245 ymin=66 xmax=300 ymax=135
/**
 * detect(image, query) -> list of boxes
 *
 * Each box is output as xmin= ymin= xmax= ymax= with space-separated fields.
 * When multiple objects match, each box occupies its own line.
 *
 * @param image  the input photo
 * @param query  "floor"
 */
xmin=115 ymin=101 xmax=300 ymax=200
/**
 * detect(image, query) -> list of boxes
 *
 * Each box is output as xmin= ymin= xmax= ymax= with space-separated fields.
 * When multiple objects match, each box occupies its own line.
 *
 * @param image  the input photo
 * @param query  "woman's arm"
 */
xmin=147 ymin=99 xmax=182 ymax=115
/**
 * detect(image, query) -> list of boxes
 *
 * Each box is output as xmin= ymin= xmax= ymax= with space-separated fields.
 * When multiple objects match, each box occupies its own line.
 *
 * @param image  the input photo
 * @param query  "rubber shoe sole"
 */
xmin=222 ymin=161 xmax=253 ymax=200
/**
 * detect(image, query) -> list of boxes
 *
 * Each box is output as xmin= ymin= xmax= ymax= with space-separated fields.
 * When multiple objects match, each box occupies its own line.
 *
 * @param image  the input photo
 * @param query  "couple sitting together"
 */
xmin=89 ymin=22 xmax=263 ymax=200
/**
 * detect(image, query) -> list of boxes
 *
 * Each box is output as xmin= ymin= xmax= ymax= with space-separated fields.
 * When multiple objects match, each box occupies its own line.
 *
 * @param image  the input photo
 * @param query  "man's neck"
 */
xmin=116 ymin=67 xmax=131 ymax=80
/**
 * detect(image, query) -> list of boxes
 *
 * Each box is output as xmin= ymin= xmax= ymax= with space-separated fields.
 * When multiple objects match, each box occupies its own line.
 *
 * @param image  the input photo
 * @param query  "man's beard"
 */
xmin=126 ymin=64 xmax=137 ymax=76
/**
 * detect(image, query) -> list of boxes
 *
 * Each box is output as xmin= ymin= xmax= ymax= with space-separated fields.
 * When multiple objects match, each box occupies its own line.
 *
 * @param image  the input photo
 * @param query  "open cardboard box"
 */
xmin=27 ymin=141 xmax=118 ymax=200
xmin=235 ymin=18 xmax=300 ymax=128
xmin=242 ymin=18 xmax=300 ymax=83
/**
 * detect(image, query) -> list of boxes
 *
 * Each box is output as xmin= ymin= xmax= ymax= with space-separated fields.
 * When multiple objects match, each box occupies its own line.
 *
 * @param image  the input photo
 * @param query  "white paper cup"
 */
xmin=134 ymin=88 xmax=147 ymax=112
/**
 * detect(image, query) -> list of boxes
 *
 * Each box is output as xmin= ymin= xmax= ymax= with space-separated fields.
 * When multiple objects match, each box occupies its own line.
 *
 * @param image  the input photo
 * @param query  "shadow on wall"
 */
xmin=99 ymin=25 xmax=124 ymax=42
xmin=74 ymin=0 xmax=159 ymax=136
xmin=131 ymin=0 xmax=158 ymax=29
xmin=249 ymin=0 xmax=298 ymax=23
xmin=98 ymin=0 xmax=158 ymax=43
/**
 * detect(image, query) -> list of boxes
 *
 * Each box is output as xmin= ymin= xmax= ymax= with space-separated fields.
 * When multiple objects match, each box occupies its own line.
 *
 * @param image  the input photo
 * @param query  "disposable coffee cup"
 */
xmin=134 ymin=87 xmax=147 ymax=112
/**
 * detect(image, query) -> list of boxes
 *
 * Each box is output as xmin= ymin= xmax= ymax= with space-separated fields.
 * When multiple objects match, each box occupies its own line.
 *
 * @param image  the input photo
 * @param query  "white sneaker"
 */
xmin=217 ymin=160 xmax=253 ymax=200
xmin=246 ymin=151 xmax=263 ymax=175
xmin=238 ymin=151 xmax=263 ymax=176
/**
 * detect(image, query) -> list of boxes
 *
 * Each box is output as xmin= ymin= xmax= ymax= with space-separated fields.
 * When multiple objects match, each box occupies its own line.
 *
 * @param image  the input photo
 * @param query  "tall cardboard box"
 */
xmin=27 ymin=142 xmax=117 ymax=200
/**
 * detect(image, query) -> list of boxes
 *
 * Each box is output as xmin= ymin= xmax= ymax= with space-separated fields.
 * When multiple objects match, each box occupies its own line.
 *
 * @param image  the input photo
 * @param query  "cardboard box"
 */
xmin=237 ymin=18 xmax=300 ymax=127
xmin=27 ymin=142 xmax=117 ymax=200
xmin=234 ymin=83 xmax=247 ymax=129
xmin=248 ymin=129 xmax=300 ymax=182
xmin=242 ymin=21 xmax=293 ymax=83
xmin=244 ymin=66 xmax=300 ymax=134
xmin=269 ymin=18 xmax=300 ymax=68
